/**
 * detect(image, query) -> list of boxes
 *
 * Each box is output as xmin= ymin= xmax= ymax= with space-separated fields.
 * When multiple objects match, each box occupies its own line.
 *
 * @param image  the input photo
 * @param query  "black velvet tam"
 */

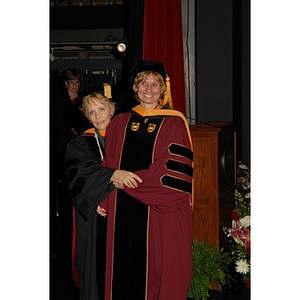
xmin=130 ymin=58 xmax=167 ymax=83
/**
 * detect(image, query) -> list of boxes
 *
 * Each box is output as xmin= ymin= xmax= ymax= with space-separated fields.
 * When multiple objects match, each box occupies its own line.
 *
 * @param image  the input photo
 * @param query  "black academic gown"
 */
xmin=65 ymin=129 xmax=115 ymax=300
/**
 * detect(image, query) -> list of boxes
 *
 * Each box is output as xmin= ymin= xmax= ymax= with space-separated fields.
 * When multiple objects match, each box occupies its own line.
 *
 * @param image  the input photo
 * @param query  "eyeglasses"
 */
xmin=67 ymin=80 xmax=80 ymax=86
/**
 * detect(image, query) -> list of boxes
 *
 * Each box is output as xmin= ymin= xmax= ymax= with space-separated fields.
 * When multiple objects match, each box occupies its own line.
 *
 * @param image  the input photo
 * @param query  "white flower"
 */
xmin=238 ymin=164 xmax=248 ymax=170
xmin=235 ymin=259 xmax=249 ymax=275
xmin=242 ymin=182 xmax=251 ymax=190
xmin=239 ymin=215 xmax=251 ymax=228
xmin=245 ymin=192 xmax=251 ymax=199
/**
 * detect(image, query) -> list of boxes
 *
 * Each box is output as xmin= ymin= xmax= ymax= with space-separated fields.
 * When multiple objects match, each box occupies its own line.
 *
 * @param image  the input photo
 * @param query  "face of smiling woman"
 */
xmin=136 ymin=73 xmax=162 ymax=110
xmin=87 ymin=99 xmax=115 ymax=131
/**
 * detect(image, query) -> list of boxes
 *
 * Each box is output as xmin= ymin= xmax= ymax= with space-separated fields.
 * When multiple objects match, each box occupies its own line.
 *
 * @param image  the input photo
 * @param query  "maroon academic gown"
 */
xmin=102 ymin=105 xmax=193 ymax=300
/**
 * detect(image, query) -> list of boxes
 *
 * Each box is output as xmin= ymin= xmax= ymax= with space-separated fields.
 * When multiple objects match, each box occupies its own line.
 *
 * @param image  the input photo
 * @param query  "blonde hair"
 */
xmin=133 ymin=71 xmax=173 ymax=109
xmin=82 ymin=92 xmax=115 ymax=120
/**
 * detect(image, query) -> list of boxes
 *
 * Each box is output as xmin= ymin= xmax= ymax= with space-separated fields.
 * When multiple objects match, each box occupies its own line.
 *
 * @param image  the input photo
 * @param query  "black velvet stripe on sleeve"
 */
xmin=65 ymin=157 xmax=80 ymax=169
xmin=65 ymin=164 xmax=79 ymax=183
xmin=165 ymin=159 xmax=193 ymax=178
xmin=70 ymin=176 xmax=86 ymax=200
xmin=161 ymin=174 xmax=192 ymax=194
xmin=168 ymin=143 xmax=193 ymax=161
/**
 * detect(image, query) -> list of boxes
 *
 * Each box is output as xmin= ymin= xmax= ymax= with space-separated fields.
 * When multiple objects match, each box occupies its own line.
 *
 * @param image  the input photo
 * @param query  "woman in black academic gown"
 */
xmin=65 ymin=89 xmax=141 ymax=300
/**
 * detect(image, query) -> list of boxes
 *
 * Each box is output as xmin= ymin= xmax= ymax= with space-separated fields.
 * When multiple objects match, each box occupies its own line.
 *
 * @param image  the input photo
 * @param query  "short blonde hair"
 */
xmin=82 ymin=92 xmax=115 ymax=120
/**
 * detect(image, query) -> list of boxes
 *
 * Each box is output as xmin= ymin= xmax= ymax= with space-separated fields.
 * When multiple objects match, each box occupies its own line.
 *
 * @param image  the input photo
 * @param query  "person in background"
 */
xmin=102 ymin=59 xmax=194 ymax=300
xmin=65 ymin=88 xmax=142 ymax=300
xmin=51 ymin=68 xmax=90 ymax=176
xmin=50 ymin=68 xmax=91 ymax=286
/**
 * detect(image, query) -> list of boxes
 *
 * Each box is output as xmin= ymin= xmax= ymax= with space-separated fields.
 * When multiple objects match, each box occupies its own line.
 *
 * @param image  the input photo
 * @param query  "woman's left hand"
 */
xmin=96 ymin=206 xmax=107 ymax=217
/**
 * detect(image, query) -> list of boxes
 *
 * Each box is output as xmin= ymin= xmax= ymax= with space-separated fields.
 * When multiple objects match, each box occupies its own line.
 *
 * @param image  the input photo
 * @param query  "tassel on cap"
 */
xmin=162 ymin=75 xmax=173 ymax=109
xmin=103 ymin=83 xmax=112 ymax=99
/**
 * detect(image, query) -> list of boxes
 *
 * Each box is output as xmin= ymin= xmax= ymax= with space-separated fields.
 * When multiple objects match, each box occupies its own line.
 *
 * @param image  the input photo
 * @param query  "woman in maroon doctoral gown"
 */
xmin=102 ymin=59 xmax=194 ymax=300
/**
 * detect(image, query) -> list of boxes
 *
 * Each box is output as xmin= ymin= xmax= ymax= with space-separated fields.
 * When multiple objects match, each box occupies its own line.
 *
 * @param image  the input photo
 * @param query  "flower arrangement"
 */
xmin=223 ymin=162 xmax=251 ymax=288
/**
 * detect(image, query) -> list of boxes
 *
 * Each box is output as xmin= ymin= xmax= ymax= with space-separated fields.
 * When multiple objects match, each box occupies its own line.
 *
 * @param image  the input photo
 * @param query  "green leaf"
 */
xmin=191 ymin=239 xmax=234 ymax=300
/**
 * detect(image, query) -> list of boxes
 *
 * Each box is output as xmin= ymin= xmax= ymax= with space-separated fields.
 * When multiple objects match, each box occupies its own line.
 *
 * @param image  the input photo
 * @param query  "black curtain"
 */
xmin=118 ymin=0 xmax=145 ymax=113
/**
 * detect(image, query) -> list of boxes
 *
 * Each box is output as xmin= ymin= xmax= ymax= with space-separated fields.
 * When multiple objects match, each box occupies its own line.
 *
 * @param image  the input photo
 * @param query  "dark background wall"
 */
xmin=196 ymin=0 xmax=233 ymax=122
xmin=195 ymin=0 xmax=250 ymax=163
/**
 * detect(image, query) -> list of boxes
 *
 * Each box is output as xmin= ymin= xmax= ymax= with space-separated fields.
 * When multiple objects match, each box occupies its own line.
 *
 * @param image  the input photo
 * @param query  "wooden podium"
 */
xmin=190 ymin=122 xmax=237 ymax=248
